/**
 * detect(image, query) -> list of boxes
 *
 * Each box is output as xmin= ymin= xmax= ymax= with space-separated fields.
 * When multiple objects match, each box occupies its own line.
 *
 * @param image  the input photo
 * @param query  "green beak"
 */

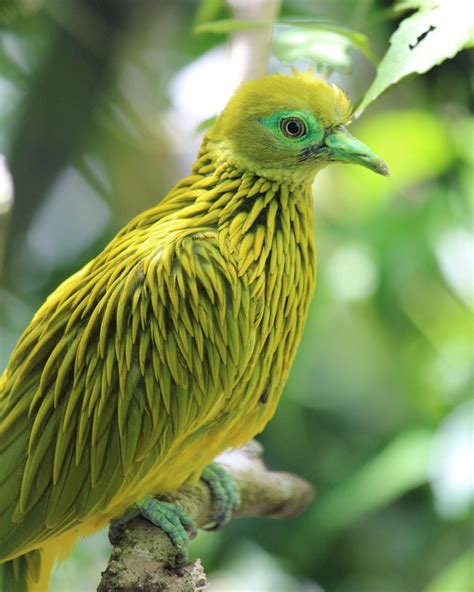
xmin=324 ymin=126 xmax=389 ymax=176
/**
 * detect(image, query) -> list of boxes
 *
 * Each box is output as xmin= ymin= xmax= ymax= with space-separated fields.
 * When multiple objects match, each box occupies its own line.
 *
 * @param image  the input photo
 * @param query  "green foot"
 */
xmin=201 ymin=462 xmax=240 ymax=531
xmin=110 ymin=497 xmax=196 ymax=564
xmin=138 ymin=496 xmax=197 ymax=564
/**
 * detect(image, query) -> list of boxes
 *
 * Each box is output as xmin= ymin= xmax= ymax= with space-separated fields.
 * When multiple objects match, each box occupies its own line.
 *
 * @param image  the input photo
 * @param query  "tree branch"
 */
xmin=227 ymin=0 xmax=281 ymax=85
xmin=97 ymin=441 xmax=314 ymax=592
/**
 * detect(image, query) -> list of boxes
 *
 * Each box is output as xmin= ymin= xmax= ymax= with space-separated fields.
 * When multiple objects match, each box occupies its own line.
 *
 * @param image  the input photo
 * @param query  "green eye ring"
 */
xmin=280 ymin=117 xmax=307 ymax=139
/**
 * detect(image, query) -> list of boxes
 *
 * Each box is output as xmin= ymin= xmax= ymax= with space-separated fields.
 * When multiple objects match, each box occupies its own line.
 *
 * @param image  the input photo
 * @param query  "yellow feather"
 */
xmin=0 ymin=70 xmax=380 ymax=592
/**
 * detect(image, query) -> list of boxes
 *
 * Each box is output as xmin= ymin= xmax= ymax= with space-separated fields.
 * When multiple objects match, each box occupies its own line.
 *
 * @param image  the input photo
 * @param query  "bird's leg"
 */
xmin=201 ymin=462 xmax=241 ymax=531
xmin=110 ymin=497 xmax=197 ymax=564
xmin=109 ymin=463 xmax=239 ymax=564
xmin=138 ymin=497 xmax=197 ymax=563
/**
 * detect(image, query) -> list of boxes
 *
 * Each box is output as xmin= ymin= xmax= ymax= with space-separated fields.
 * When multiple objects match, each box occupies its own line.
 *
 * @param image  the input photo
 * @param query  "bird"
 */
xmin=0 ymin=70 xmax=388 ymax=592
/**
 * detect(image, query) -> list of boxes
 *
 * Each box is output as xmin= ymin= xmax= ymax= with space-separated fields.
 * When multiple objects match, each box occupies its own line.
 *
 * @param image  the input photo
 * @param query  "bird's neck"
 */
xmin=213 ymin=169 xmax=315 ymax=280
xmin=163 ymin=138 xmax=314 ymax=227
xmin=134 ymin=139 xmax=315 ymax=279
xmin=154 ymin=140 xmax=315 ymax=280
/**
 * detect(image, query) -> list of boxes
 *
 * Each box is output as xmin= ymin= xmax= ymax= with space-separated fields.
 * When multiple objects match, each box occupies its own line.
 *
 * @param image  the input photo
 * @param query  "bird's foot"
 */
xmin=138 ymin=496 xmax=197 ymax=564
xmin=110 ymin=496 xmax=197 ymax=564
xmin=201 ymin=462 xmax=240 ymax=531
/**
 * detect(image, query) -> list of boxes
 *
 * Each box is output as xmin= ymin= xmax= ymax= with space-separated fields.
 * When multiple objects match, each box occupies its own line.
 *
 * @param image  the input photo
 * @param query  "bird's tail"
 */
xmin=0 ymin=549 xmax=55 ymax=592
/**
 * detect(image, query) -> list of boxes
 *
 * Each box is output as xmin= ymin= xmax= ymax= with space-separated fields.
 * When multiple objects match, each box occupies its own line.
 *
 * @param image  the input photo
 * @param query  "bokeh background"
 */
xmin=0 ymin=1 xmax=472 ymax=591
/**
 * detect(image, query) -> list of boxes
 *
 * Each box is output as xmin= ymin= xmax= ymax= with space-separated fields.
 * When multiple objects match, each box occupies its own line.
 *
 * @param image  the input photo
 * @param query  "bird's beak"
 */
xmin=324 ymin=126 xmax=389 ymax=176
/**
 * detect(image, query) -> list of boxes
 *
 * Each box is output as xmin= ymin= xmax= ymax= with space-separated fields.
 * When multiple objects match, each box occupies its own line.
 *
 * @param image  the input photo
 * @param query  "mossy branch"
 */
xmin=97 ymin=441 xmax=314 ymax=592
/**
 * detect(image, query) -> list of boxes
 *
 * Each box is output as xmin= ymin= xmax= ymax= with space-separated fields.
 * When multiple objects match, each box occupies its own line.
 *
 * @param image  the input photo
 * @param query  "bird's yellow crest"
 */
xmin=219 ymin=69 xmax=353 ymax=128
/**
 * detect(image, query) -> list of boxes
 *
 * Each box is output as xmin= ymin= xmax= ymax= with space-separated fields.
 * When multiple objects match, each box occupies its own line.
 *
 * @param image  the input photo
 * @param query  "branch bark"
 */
xmin=97 ymin=442 xmax=314 ymax=592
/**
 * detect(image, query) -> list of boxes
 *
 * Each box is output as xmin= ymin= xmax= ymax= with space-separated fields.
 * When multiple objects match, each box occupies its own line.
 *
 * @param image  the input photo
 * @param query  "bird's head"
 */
xmin=208 ymin=70 xmax=388 ymax=182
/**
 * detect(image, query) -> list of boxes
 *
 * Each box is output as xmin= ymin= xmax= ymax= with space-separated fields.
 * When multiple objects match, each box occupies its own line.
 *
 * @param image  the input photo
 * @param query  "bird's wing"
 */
xmin=0 ymin=228 xmax=259 ymax=558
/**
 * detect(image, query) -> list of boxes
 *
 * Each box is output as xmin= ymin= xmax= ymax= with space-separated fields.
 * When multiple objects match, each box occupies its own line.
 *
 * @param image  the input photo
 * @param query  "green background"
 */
xmin=0 ymin=1 xmax=472 ymax=591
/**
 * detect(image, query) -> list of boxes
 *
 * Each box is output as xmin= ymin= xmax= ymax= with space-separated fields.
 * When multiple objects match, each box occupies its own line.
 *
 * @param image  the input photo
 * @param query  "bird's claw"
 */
xmin=138 ymin=496 xmax=197 ymax=564
xmin=111 ymin=496 xmax=196 ymax=564
xmin=201 ymin=462 xmax=240 ymax=531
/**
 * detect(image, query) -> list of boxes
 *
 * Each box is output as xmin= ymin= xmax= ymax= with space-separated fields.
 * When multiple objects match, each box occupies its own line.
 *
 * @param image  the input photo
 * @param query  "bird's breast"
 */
xmin=216 ymin=195 xmax=317 ymax=444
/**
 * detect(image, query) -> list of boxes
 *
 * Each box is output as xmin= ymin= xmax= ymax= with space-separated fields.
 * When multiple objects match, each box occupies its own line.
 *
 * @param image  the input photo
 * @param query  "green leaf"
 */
xmin=194 ymin=18 xmax=269 ymax=35
xmin=193 ymin=0 xmax=225 ymax=28
xmin=357 ymin=0 xmax=474 ymax=115
xmin=194 ymin=18 xmax=377 ymax=67
xmin=273 ymin=29 xmax=353 ymax=74
xmin=195 ymin=115 xmax=217 ymax=133
xmin=272 ymin=22 xmax=377 ymax=73
xmin=279 ymin=20 xmax=378 ymax=64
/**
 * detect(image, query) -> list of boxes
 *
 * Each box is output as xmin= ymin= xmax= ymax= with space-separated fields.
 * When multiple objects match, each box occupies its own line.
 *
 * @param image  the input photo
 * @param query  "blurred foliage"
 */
xmin=0 ymin=0 xmax=473 ymax=591
xmin=272 ymin=27 xmax=364 ymax=74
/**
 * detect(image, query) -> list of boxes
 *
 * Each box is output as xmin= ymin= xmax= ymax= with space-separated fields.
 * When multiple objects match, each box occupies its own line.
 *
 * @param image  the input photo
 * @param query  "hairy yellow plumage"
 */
xmin=0 ymin=71 xmax=387 ymax=591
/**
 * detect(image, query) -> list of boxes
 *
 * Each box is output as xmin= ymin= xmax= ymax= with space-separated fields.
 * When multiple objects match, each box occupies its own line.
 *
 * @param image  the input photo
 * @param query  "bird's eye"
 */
xmin=280 ymin=117 xmax=307 ymax=139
